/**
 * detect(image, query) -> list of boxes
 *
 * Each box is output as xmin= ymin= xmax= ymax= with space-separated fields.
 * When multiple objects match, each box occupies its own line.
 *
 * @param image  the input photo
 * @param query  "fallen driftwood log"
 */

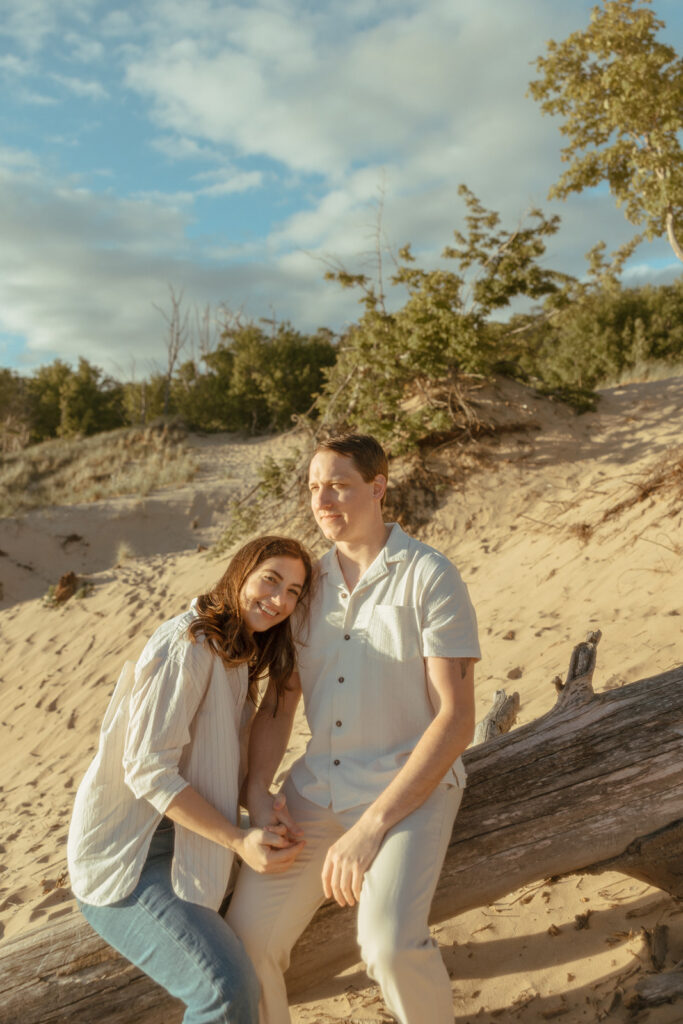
xmin=1 ymin=634 xmax=682 ymax=1023
xmin=631 ymin=962 xmax=683 ymax=1009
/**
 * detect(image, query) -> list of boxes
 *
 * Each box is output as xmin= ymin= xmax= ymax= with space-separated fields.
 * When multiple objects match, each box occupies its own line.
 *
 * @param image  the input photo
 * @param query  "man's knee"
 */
xmin=225 ymin=891 xmax=292 ymax=976
xmin=361 ymin=928 xmax=439 ymax=986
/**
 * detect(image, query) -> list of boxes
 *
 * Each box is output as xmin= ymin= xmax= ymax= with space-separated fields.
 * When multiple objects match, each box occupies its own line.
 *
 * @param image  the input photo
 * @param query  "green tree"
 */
xmin=0 ymin=368 xmax=30 ymax=452
xmin=25 ymin=360 xmax=74 ymax=441
xmin=58 ymin=358 xmax=125 ymax=437
xmin=317 ymin=185 xmax=567 ymax=451
xmin=529 ymin=0 xmax=683 ymax=262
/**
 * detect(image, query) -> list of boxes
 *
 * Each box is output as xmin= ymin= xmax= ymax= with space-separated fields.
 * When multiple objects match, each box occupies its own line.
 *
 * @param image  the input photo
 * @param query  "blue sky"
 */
xmin=1 ymin=0 xmax=681 ymax=377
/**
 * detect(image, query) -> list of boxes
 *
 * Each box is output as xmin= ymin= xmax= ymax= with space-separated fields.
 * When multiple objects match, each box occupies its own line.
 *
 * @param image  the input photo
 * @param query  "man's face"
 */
xmin=308 ymin=450 xmax=384 ymax=544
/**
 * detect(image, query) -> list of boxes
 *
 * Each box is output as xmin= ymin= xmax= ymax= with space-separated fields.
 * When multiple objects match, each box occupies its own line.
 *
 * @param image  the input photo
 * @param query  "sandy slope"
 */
xmin=0 ymin=378 xmax=681 ymax=1023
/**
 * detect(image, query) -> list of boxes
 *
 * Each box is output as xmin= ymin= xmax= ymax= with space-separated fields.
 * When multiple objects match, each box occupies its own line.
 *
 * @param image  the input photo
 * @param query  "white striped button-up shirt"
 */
xmin=68 ymin=603 xmax=254 ymax=909
xmin=290 ymin=523 xmax=481 ymax=812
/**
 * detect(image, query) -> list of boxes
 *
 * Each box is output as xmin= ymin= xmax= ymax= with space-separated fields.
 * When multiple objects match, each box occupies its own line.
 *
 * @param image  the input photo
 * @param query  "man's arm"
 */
xmin=244 ymin=671 xmax=304 ymax=844
xmin=321 ymin=656 xmax=475 ymax=907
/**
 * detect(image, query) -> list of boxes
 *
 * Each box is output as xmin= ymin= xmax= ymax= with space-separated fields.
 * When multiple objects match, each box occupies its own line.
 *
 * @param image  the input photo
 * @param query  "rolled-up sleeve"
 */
xmin=420 ymin=561 xmax=481 ymax=660
xmin=123 ymin=639 xmax=210 ymax=814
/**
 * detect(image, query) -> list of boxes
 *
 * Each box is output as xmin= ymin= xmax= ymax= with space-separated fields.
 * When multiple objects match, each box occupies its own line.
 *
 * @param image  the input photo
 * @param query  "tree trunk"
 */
xmin=665 ymin=207 xmax=683 ymax=264
xmin=1 ymin=638 xmax=681 ymax=1024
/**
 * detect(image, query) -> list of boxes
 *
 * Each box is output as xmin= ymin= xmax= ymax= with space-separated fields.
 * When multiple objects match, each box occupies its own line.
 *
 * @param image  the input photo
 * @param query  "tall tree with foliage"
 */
xmin=529 ymin=0 xmax=683 ymax=262
xmin=317 ymin=185 xmax=567 ymax=452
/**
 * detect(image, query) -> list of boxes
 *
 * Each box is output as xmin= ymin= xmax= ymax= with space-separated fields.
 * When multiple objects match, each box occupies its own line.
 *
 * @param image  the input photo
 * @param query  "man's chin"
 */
xmin=317 ymin=516 xmax=345 ymax=539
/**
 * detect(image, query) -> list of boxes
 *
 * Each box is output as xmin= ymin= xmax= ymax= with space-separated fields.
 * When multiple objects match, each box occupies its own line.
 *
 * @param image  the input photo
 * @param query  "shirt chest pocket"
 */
xmin=365 ymin=605 xmax=421 ymax=662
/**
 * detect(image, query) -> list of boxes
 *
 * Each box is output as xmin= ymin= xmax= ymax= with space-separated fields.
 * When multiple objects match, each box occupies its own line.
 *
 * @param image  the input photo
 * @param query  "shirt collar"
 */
xmin=318 ymin=522 xmax=409 ymax=587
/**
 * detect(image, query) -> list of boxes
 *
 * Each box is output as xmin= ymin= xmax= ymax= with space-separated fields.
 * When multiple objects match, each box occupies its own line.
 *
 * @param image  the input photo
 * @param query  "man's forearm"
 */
xmin=359 ymin=710 xmax=473 ymax=835
xmin=244 ymin=674 xmax=301 ymax=803
xmin=357 ymin=655 xmax=475 ymax=837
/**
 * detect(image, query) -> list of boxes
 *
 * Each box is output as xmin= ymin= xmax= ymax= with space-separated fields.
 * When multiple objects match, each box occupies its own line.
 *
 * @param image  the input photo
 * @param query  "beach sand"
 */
xmin=1 ymin=377 xmax=681 ymax=1022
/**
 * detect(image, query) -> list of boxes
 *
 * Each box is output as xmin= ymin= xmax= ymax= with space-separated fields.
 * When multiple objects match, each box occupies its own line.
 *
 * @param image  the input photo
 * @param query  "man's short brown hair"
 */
xmin=312 ymin=433 xmax=389 ymax=484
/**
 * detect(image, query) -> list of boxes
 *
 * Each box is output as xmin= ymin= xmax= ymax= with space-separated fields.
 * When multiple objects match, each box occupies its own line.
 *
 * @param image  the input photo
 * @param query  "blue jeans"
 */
xmin=78 ymin=824 xmax=259 ymax=1024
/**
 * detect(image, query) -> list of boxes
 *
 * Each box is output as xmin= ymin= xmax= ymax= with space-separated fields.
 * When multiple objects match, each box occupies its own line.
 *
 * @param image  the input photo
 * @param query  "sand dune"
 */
xmin=0 ymin=377 xmax=681 ymax=1023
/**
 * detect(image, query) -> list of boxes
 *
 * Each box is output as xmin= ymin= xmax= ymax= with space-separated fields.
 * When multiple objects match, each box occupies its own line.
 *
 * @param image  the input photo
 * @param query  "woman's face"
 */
xmin=240 ymin=555 xmax=307 ymax=633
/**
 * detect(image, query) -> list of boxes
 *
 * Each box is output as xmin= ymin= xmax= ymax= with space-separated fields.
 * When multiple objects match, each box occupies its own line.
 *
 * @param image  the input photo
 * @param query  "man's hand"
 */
xmin=321 ymin=819 xmax=383 ymax=907
xmin=247 ymin=786 xmax=304 ymax=847
xmin=233 ymin=826 xmax=304 ymax=874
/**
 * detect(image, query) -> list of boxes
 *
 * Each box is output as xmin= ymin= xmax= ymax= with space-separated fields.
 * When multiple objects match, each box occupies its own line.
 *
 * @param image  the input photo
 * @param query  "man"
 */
xmin=227 ymin=433 xmax=480 ymax=1024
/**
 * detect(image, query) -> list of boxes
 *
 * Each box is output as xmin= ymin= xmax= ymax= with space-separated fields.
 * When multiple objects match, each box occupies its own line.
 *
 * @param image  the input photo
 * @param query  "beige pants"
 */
xmin=226 ymin=778 xmax=463 ymax=1024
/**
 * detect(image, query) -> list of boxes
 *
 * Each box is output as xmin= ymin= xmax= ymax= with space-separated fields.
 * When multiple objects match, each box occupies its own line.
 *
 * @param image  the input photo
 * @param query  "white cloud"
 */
xmin=0 ymin=54 xmax=31 ymax=75
xmin=193 ymin=165 xmax=264 ymax=196
xmin=51 ymin=72 xmax=108 ymax=100
xmin=197 ymin=171 xmax=264 ymax=197
xmin=0 ymin=0 xmax=97 ymax=54
xmin=122 ymin=0 xmax=583 ymax=182
xmin=64 ymin=31 xmax=104 ymax=63
xmin=151 ymin=134 xmax=221 ymax=161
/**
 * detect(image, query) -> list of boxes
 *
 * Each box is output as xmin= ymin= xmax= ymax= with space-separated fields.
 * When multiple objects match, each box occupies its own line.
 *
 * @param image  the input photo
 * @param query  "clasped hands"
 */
xmin=238 ymin=789 xmax=305 ymax=874
xmin=246 ymin=789 xmax=383 ymax=905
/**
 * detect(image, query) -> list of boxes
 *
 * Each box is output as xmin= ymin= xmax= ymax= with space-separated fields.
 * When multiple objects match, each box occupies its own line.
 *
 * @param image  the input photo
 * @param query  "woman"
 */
xmin=68 ymin=535 xmax=312 ymax=1024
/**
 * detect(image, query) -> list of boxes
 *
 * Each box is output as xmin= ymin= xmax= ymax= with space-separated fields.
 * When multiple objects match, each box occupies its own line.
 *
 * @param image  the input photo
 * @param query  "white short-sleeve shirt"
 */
xmin=290 ymin=523 xmax=481 ymax=811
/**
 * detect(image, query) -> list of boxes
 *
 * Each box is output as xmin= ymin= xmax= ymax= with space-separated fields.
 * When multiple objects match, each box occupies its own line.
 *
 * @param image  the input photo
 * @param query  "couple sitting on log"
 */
xmin=68 ymin=432 xmax=480 ymax=1024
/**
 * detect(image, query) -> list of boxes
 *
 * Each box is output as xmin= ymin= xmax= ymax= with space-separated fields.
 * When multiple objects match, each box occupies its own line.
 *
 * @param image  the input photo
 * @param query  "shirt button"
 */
xmin=344 ymin=633 xmax=351 ymax=640
xmin=333 ymin=759 xmax=340 ymax=766
xmin=335 ymin=720 xmax=342 ymax=727
xmin=338 ymin=676 xmax=344 ymax=683
xmin=341 ymin=592 xmax=348 ymax=599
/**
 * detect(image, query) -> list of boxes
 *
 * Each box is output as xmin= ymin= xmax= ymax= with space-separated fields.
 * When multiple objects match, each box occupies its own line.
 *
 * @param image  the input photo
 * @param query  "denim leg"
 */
xmin=79 ymin=831 xmax=259 ymax=1024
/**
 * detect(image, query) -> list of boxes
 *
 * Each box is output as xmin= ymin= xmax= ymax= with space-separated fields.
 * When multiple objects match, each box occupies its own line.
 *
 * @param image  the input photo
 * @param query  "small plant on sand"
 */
xmin=115 ymin=540 xmax=136 ymax=566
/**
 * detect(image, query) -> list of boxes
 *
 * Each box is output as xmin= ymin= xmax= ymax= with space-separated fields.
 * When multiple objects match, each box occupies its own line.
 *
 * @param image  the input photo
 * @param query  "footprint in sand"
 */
xmin=29 ymin=888 xmax=71 ymax=921
xmin=48 ymin=905 xmax=74 ymax=922
xmin=0 ymin=891 xmax=25 ymax=911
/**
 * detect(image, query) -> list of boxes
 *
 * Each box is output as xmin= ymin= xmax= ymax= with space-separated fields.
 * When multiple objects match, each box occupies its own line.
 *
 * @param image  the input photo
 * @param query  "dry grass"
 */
xmin=599 ymin=446 xmax=683 ymax=526
xmin=0 ymin=423 xmax=197 ymax=517
xmin=567 ymin=445 xmax=683 ymax=543
xmin=602 ymin=359 xmax=683 ymax=388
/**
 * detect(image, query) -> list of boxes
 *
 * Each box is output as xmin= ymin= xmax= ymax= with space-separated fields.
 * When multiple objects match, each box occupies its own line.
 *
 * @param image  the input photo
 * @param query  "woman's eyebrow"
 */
xmin=267 ymin=569 xmax=303 ymax=591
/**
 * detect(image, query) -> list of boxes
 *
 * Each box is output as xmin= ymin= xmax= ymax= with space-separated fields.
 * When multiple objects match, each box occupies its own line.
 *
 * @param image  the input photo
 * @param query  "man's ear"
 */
xmin=373 ymin=474 xmax=387 ymax=502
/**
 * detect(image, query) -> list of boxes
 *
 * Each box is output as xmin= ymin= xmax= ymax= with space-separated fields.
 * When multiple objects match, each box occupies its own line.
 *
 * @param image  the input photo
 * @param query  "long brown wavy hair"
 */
xmin=187 ymin=535 xmax=313 ymax=704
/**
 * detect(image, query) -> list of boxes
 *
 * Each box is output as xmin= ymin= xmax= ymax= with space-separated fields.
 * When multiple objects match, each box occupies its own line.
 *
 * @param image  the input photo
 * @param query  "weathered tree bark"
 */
xmin=472 ymin=687 xmax=520 ymax=744
xmin=1 ymin=637 xmax=682 ymax=1024
xmin=632 ymin=963 xmax=683 ymax=1008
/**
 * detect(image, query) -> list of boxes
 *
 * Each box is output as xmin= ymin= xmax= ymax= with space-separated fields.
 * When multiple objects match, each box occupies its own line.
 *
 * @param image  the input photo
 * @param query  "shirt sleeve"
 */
xmin=122 ymin=635 xmax=212 ymax=814
xmin=420 ymin=559 xmax=481 ymax=660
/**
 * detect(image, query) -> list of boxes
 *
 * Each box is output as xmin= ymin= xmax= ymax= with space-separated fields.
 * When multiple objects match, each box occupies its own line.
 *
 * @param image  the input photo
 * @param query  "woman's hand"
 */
xmin=233 ymin=826 xmax=305 ymax=874
xmin=165 ymin=785 xmax=303 ymax=870
xmin=247 ymin=787 xmax=304 ymax=846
